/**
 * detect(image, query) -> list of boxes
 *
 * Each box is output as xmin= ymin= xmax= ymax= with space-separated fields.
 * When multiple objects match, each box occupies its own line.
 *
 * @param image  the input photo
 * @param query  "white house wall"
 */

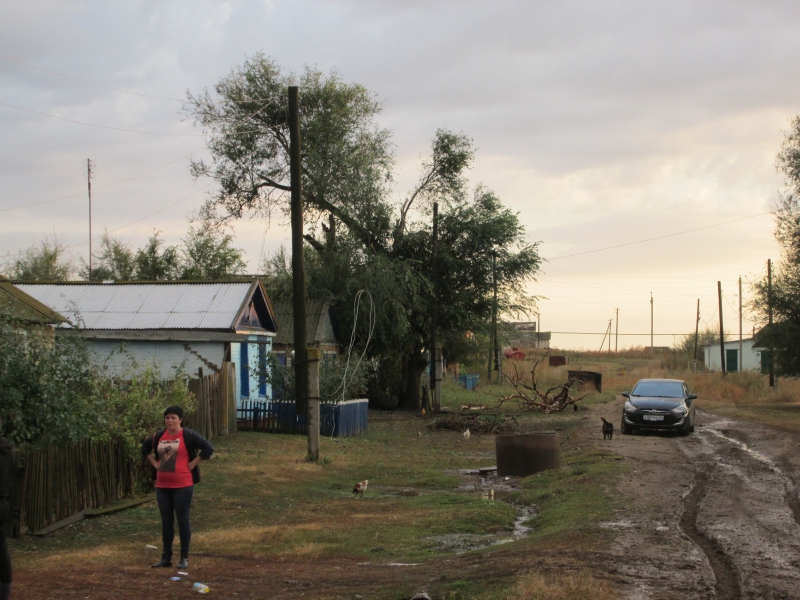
xmin=703 ymin=339 xmax=762 ymax=372
xmin=231 ymin=338 xmax=272 ymax=406
xmin=89 ymin=340 xmax=226 ymax=379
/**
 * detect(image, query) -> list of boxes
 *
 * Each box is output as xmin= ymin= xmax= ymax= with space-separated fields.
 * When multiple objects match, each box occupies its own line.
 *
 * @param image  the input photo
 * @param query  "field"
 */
xmin=11 ymin=349 xmax=800 ymax=598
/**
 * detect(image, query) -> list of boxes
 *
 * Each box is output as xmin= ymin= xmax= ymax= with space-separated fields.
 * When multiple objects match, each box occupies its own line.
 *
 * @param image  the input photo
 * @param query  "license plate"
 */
xmin=643 ymin=415 xmax=664 ymax=421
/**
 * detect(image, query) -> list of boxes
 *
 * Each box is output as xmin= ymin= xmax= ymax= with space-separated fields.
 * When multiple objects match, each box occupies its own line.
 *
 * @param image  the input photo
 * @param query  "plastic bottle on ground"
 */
xmin=193 ymin=582 xmax=210 ymax=594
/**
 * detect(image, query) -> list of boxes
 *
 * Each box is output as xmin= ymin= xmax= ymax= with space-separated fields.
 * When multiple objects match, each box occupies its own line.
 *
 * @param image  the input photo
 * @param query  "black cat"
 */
xmin=601 ymin=417 xmax=614 ymax=440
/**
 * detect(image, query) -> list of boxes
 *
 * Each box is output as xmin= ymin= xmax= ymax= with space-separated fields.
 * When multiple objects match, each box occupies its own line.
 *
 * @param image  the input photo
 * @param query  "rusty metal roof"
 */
xmin=0 ymin=276 xmax=69 ymax=325
xmin=15 ymin=281 xmax=275 ymax=331
xmin=271 ymin=298 xmax=338 ymax=346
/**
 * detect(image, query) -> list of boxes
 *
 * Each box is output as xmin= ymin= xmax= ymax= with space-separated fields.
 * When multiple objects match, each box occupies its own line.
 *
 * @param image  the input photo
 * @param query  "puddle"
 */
xmin=425 ymin=503 xmax=535 ymax=554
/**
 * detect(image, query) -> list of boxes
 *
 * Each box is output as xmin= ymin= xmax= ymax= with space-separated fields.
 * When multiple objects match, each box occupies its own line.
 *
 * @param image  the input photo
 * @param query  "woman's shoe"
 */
xmin=151 ymin=551 xmax=173 ymax=568
xmin=178 ymin=556 xmax=189 ymax=569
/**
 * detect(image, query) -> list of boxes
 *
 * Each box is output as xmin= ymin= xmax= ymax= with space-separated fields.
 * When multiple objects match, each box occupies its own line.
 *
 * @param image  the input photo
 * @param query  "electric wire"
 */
xmin=545 ymin=212 xmax=772 ymax=261
xmin=0 ymin=146 xmax=206 ymax=213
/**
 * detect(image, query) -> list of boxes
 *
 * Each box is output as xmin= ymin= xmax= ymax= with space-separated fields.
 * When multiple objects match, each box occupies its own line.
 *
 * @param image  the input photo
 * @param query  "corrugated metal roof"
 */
xmin=0 ymin=277 xmax=68 ymax=325
xmin=16 ymin=282 xmax=261 ymax=331
xmin=271 ymin=298 xmax=337 ymax=345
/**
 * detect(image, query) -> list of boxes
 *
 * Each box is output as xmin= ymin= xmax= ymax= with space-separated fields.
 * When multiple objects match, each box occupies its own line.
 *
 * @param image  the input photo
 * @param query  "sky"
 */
xmin=0 ymin=0 xmax=797 ymax=350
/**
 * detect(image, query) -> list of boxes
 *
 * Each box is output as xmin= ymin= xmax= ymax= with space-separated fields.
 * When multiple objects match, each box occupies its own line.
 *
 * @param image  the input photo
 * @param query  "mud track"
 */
xmin=595 ymin=401 xmax=800 ymax=600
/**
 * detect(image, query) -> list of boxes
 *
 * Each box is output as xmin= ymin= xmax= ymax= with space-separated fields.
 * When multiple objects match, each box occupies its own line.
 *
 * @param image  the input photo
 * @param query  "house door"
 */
xmin=726 ymin=349 xmax=738 ymax=372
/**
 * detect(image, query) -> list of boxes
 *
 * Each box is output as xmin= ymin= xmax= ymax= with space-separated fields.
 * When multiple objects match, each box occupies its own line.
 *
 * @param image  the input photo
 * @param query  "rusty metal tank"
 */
xmin=496 ymin=432 xmax=560 ymax=477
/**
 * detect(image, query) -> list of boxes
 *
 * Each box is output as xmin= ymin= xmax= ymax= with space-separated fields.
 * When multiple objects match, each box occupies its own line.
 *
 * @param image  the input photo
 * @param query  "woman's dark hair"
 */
xmin=164 ymin=406 xmax=184 ymax=421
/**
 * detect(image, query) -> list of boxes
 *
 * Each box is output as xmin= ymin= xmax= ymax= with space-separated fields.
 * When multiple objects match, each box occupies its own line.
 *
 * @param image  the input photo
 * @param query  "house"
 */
xmin=509 ymin=321 xmax=551 ymax=349
xmin=16 ymin=279 xmax=277 ymax=404
xmin=0 ymin=275 xmax=68 ymax=336
xmin=702 ymin=338 xmax=765 ymax=373
xmin=270 ymin=298 xmax=341 ymax=364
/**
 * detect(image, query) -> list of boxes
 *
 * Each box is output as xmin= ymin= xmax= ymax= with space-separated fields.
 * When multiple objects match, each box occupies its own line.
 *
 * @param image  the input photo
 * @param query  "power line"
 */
xmin=0 ymin=146 xmax=206 ymax=213
xmin=0 ymin=52 xmax=182 ymax=101
xmin=545 ymin=212 xmax=772 ymax=261
xmin=0 ymin=101 xmax=203 ymax=137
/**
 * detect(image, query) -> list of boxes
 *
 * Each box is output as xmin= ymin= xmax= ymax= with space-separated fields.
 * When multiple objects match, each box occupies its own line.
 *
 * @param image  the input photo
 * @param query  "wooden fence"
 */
xmin=184 ymin=362 xmax=237 ymax=441
xmin=15 ymin=439 xmax=144 ymax=535
xmin=238 ymin=399 xmax=369 ymax=437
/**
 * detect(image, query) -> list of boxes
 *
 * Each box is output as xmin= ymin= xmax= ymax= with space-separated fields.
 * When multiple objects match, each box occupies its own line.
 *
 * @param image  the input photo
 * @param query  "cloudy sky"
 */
xmin=1 ymin=0 xmax=796 ymax=349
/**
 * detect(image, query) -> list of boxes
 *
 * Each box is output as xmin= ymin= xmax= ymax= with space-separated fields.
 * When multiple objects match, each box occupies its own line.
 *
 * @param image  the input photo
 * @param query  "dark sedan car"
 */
xmin=620 ymin=378 xmax=696 ymax=435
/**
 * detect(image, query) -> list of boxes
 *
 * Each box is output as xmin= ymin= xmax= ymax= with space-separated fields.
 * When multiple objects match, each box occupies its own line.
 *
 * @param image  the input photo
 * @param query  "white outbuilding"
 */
xmin=702 ymin=338 xmax=766 ymax=373
xmin=16 ymin=279 xmax=278 ymax=404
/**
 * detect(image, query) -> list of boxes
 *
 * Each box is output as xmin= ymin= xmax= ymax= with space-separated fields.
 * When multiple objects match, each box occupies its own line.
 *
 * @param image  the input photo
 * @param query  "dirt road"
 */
xmin=596 ymin=399 xmax=800 ymax=600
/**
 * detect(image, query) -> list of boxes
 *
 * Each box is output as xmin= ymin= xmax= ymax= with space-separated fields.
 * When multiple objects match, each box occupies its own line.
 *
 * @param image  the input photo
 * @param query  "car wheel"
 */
xmin=679 ymin=418 xmax=692 ymax=436
xmin=621 ymin=417 xmax=632 ymax=435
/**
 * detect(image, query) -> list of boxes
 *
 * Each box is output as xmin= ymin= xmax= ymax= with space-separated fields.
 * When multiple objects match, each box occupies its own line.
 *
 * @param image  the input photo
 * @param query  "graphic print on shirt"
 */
xmin=157 ymin=437 xmax=180 ymax=473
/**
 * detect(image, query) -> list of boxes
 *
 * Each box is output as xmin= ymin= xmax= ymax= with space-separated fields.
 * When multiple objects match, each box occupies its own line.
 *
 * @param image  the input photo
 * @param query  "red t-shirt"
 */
xmin=155 ymin=429 xmax=193 ymax=488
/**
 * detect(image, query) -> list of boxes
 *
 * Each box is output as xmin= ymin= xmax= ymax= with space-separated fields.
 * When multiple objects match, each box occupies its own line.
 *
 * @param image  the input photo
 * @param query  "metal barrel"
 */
xmin=496 ymin=432 xmax=560 ymax=477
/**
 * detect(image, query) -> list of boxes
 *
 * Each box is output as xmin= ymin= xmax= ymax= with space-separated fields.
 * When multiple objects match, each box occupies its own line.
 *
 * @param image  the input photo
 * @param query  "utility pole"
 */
xmin=537 ymin=312 xmax=541 ymax=349
xmin=599 ymin=320 xmax=610 ymax=352
xmin=768 ymin=259 xmax=774 ymax=387
xmin=650 ymin=293 xmax=654 ymax=354
xmin=487 ymin=253 xmax=496 ymax=383
xmin=288 ymin=86 xmax=309 ymax=423
xmin=615 ymin=308 xmax=619 ymax=353
xmin=693 ymin=299 xmax=700 ymax=363
xmin=608 ymin=319 xmax=612 ymax=352
xmin=430 ymin=202 xmax=441 ymax=411
xmin=87 ymin=159 xmax=92 ymax=280
xmin=307 ymin=347 xmax=320 ymax=460
xmin=493 ymin=252 xmax=498 ymax=377
xmin=739 ymin=276 xmax=743 ymax=372
xmin=718 ymin=281 xmax=726 ymax=376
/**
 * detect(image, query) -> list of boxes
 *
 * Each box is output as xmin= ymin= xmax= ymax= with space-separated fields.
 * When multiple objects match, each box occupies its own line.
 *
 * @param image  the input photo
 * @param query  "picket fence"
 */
xmin=238 ymin=398 xmax=369 ymax=437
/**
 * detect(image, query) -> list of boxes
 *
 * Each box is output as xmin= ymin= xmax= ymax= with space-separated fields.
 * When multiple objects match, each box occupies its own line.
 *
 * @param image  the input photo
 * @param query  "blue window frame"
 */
xmin=240 ymin=342 xmax=250 ymax=397
xmin=258 ymin=341 xmax=267 ymax=396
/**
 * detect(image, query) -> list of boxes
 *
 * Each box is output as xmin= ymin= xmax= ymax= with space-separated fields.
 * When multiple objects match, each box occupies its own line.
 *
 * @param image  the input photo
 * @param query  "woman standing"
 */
xmin=0 ymin=423 xmax=14 ymax=600
xmin=142 ymin=406 xmax=213 ymax=570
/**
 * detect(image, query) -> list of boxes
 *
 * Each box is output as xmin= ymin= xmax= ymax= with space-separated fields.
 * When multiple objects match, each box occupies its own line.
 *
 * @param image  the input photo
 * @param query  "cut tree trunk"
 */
xmin=397 ymin=352 xmax=427 ymax=410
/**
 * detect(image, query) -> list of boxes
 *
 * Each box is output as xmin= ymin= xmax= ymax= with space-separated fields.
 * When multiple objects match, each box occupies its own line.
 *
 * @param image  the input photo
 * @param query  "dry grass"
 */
xmin=508 ymin=569 xmax=617 ymax=600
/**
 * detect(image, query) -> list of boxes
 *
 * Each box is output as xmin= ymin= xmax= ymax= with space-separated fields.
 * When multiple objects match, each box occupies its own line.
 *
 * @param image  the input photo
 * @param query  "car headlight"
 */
xmin=671 ymin=404 xmax=688 ymax=415
xmin=624 ymin=401 xmax=637 ymax=412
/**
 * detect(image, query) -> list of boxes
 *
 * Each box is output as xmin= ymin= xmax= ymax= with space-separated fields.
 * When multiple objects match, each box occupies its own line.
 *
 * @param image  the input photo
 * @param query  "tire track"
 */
xmin=679 ymin=467 xmax=741 ymax=600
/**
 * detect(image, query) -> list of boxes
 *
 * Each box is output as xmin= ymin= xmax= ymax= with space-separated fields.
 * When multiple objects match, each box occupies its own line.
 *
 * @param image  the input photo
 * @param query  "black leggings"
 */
xmin=0 ymin=500 xmax=10 ymax=583
xmin=156 ymin=486 xmax=194 ymax=557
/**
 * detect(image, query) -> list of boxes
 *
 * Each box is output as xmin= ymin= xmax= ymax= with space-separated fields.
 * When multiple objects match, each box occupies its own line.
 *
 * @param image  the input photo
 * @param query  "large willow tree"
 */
xmin=186 ymin=55 xmax=541 ymax=408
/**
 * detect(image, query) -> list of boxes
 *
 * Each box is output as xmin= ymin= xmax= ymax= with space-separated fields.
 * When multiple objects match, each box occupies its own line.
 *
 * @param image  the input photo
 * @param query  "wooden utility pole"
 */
xmin=537 ymin=312 xmax=541 ymax=348
xmin=307 ymin=347 xmax=320 ymax=460
xmin=650 ymin=293 xmax=654 ymax=354
xmin=693 ymin=299 xmax=700 ymax=363
xmin=615 ymin=308 xmax=619 ymax=353
xmin=608 ymin=319 xmax=612 ymax=352
xmin=718 ymin=281 xmax=726 ymax=375
xmin=768 ymin=259 xmax=774 ymax=387
xmin=493 ymin=253 xmax=498 ymax=375
xmin=87 ymin=159 xmax=92 ymax=280
xmin=487 ymin=253 xmax=496 ymax=383
xmin=739 ymin=276 xmax=743 ymax=372
xmin=288 ymin=86 xmax=309 ymax=418
xmin=430 ymin=202 xmax=441 ymax=411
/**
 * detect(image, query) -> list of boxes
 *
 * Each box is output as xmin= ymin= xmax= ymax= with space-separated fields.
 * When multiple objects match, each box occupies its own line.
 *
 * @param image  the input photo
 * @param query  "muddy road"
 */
xmin=595 ymin=400 xmax=800 ymax=600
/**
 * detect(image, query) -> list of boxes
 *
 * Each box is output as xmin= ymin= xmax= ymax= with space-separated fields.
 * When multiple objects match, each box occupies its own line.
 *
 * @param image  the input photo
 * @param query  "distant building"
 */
xmin=702 ymin=338 xmax=764 ymax=372
xmin=270 ymin=298 xmax=341 ymax=363
xmin=16 ymin=279 xmax=277 ymax=404
xmin=509 ymin=321 xmax=551 ymax=349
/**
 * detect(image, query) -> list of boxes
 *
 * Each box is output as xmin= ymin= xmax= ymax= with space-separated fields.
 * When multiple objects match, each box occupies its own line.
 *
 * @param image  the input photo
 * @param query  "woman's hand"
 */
xmin=147 ymin=455 xmax=160 ymax=470
xmin=188 ymin=457 xmax=204 ymax=470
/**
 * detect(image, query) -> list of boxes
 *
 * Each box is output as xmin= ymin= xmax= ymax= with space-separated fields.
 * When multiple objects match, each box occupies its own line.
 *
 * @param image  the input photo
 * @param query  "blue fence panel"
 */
xmin=237 ymin=398 xmax=368 ymax=437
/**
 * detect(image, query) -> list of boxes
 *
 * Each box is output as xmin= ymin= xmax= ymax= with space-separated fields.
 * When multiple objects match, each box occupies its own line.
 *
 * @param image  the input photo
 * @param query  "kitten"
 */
xmin=601 ymin=417 xmax=614 ymax=440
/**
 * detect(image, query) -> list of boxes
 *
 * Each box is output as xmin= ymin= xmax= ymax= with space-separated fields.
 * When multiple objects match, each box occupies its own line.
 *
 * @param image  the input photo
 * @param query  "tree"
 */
xmin=752 ymin=116 xmax=800 ymax=375
xmin=188 ymin=57 xmax=541 ymax=409
xmin=4 ymin=234 xmax=73 ymax=281
xmin=179 ymin=225 xmax=247 ymax=280
xmin=80 ymin=231 xmax=137 ymax=281
xmin=134 ymin=231 xmax=181 ymax=280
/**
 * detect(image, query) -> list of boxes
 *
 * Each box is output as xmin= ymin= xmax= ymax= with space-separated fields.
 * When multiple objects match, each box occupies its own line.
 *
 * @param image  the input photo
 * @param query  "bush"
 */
xmin=0 ymin=313 xmax=194 ymax=456
xmin=265 ymin=353 xmax=368 ymax=402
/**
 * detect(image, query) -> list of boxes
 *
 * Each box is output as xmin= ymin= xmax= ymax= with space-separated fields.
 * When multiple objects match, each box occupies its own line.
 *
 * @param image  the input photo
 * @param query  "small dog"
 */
xmin=353 ymin=479 xmax=368 ymax=498
xmin=601 ymin=417 xmax=614 ymax=440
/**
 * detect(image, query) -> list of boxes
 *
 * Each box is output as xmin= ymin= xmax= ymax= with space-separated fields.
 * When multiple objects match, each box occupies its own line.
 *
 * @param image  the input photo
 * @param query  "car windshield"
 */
xmin=631 ymin=381 xmax=684 ymax=398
